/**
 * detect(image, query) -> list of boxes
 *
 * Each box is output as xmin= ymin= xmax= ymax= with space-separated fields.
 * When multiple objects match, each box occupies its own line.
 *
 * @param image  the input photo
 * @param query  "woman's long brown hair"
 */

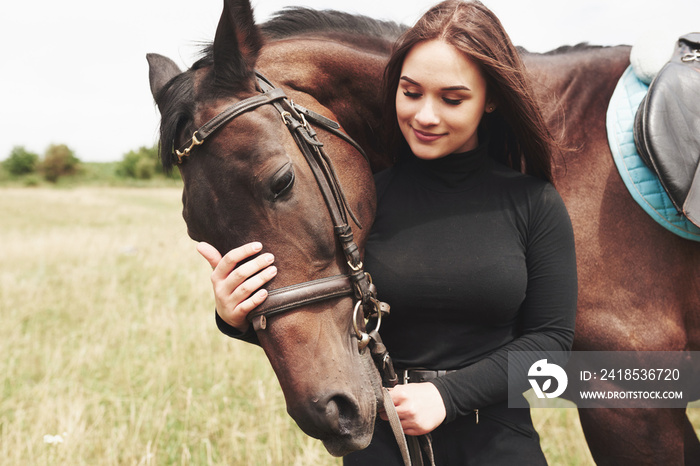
xmin=382 ymin=0 xmax=556 ymax=183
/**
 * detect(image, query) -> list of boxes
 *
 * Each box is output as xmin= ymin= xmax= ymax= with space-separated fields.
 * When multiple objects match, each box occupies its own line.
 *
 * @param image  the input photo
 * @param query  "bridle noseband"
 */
xmin=174 ymin=72 xmax=387 ymax=348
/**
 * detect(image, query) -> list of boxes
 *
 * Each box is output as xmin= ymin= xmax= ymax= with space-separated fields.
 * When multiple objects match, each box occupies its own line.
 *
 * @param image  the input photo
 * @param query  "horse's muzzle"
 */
xmin=290 ymin=389 xmax=375 ymax=456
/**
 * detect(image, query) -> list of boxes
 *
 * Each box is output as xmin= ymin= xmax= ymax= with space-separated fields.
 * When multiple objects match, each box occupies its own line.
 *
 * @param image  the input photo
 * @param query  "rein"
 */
xmin=173 ymin=72 xmax=430 ymax=466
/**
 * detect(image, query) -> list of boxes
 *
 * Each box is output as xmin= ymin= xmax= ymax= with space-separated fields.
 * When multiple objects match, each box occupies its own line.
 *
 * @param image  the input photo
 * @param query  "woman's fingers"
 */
xmin=385 ymin=384 xmax=446 ymax=436
xmin=198 ymin=241 xmax=277 ymax=331
xmin=196 ymin=241 xmax=223 ymax=269
xmin=232 ymin=285 xmax=271 ymax=315
xmin=227 ymin=262 xmax=278 ymax=305
xmin=223 ymin=250 xmax=275 ymax=292
xmin=213 ymin=241 xmax=263 ymax=280
xmin=220 ymin=263 xmax=277 ymax=330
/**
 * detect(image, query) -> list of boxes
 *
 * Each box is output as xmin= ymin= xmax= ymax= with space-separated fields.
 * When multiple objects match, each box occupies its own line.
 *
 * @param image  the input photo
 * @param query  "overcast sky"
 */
xmin=2 ymin=0 xmax=697 ymax=162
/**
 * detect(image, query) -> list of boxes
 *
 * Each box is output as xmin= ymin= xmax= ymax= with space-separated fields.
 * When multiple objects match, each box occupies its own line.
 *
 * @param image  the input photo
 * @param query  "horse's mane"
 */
xmin=515 ymin=43 xmax=611 ymax=57
xmin=540 ymin=43 xmax=608 ymax=55
xmin=191 ymin=8 xmax=405 ymax=70
xmin=260 ymin=7 xmax=406 ymax=43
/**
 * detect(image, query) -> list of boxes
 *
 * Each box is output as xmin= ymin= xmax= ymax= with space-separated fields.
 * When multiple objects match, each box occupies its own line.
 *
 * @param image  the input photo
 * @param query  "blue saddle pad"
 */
xmin=606 ymin=66 xmax=700 ymax=241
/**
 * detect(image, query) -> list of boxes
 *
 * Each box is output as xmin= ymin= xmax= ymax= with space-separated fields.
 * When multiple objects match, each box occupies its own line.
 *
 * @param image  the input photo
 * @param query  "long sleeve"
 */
xmin=215 ymin=310 xmax=261 ymax=345
xmin=431 ymin=184 xmax=577 ymax=421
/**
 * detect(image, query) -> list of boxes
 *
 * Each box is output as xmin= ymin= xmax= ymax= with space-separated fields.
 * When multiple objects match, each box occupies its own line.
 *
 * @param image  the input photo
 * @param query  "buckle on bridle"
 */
xmin=353 ymin=298 xmax=383 ymax=350
xmin=682 ymin=50 xmax=700 ymax=62
xmin=280 ymin=111 xmax=292 ymax=125
xmin=347 ymin=260 xmax=364 ymax=272
xmin=175 ymin=131 xmax=204 ymax=163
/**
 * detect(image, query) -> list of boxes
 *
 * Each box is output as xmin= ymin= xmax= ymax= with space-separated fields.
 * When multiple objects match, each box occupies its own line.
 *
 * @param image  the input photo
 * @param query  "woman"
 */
xmin=198 ymin=1 xmax=577 ymax=464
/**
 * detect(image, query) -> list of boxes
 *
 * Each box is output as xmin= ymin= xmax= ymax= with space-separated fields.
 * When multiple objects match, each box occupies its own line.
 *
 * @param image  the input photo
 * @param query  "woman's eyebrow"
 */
xmin=442 ymin=85 xmax=471 ymax=91
xmin=399 ymin=76 xmax=420 ymax=86
xmin=399 ymin=76 xmax=470 ymax=92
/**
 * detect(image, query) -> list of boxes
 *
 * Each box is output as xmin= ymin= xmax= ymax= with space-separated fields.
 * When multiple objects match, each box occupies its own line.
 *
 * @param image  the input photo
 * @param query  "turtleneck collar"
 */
xmin=401 ymin=138 xmax=491 ymax=192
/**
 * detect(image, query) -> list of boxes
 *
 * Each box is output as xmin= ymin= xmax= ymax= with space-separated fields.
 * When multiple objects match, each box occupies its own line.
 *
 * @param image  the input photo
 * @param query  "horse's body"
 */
xmin=524 ymin=47 xmax=700 ymax=464
xmin=148 ymin=1 xmax=700 ymax=463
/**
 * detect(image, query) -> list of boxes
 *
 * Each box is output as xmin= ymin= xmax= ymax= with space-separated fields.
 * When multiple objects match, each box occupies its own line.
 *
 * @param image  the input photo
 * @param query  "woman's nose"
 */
xmin=414 ymin=99 xmax=439 ymax=126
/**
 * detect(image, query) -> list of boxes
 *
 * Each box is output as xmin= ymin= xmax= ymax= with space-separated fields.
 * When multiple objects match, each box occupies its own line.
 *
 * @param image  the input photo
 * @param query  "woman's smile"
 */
xmin=412 ymin=127 xmax=447 ymax=142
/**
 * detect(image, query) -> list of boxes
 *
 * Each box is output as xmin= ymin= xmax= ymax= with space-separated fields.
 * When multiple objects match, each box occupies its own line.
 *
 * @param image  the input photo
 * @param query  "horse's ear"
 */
xmin=212 ymin=0 xmax=262 ymax=88
xmin=147 ymin=53 xmax=182 ymax=100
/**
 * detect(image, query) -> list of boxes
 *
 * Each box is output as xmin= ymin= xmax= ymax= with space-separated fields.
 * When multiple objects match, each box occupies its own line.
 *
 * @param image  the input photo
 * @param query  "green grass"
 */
xmin=0 ymin=187 xmax=334 ymax=465
xmin=0 ymin=187 xmax=697 ymax=465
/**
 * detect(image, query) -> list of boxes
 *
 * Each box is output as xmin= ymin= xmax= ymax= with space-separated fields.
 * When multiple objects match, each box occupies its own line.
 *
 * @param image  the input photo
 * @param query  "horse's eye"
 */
xmin=271 ymin=164 xmax=295 ymax=199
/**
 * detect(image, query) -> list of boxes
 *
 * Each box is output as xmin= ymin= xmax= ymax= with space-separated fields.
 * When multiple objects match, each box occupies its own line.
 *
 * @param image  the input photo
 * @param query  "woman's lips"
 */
xmin=412 ymin=127 xmax=445 ymax=142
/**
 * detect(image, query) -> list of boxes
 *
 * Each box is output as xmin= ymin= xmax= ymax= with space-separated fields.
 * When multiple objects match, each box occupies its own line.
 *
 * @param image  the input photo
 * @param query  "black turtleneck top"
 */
xmin=216 ymin=140 xmax=578 ymax=426
xmin=364 ymin=142 xmax=577 ymax=422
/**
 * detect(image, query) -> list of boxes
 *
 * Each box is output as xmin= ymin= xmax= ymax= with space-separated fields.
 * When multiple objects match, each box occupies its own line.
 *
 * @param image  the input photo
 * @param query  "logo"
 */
xmin=528 ymin=359 xmax=568 ymax=399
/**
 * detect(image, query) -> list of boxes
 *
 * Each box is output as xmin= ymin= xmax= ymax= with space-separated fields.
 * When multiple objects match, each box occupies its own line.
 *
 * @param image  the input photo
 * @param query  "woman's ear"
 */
xmin=484 ymin=88 xmax=498 ymax=113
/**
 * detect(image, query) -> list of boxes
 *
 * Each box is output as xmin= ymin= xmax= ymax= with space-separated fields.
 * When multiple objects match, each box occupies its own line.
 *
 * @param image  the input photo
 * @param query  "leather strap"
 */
xmin=369 ymin=333 xmax=436 ymax=466
xmin=409 ymin=434 xmax=436 ymax=466
xmin=198 ymin=88 xmax=287 ymax=141
xmin=407 ymin=437 xmax=424 ymax=466
xmin=383 ymin=388 xmax=412 ymax=466
xmin=247 ymin=275 xmax=354 ymax=331
xmin=398 ymin=369 xmax=456 ymax=384
xmin=174 ymin=87 xmax=288 ymax=162
xmin=684 ymin=160 xmax=700 ymax=227
xmin=294 ymin=103 xmax=370 ymax=165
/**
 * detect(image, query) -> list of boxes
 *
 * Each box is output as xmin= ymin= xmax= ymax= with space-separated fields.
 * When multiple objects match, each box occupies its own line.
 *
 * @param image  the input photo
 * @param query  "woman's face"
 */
xmin=396 ymin=40 xmax=494 ymax=160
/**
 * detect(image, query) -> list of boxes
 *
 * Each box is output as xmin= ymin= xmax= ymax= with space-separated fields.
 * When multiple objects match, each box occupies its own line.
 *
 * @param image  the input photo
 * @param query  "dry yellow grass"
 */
xmin=0 ymin=187 xmax=697 ymax=465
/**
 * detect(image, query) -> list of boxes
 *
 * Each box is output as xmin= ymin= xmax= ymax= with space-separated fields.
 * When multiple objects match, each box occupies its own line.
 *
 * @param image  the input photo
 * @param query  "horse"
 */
xmin=147 ymin=0 xmax=700 ymax=463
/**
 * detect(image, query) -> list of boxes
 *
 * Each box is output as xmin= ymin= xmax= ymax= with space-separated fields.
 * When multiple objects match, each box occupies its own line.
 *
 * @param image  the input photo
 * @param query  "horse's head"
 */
xmin=147 ymin=0 xmax=380 ymax=456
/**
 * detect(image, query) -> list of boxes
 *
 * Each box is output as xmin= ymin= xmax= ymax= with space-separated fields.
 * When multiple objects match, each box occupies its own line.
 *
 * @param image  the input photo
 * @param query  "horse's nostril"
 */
xmin=287 ymin=388 xmax=374 ymax=456
xmin=322 ymin=394 xmax=359 ymax=435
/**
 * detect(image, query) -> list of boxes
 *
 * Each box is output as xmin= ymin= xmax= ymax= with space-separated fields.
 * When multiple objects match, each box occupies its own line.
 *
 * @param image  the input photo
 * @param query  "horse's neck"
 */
xmin=522 ymin=46 xmax=631 ymax=180
xmin=259 ymin=38 xmax=392 ymax=170
xmin=523 ymin=46 xmax=631 ymax=139
xmin=520 ymin=45 xmax=631 ymax=206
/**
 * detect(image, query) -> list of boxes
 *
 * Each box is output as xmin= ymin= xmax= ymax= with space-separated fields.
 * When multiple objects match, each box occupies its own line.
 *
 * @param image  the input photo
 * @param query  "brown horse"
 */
xmin=147 ymin=1 xmax=388 ymax=456
xmin=147 ymin=0 xmax=700 ymax=463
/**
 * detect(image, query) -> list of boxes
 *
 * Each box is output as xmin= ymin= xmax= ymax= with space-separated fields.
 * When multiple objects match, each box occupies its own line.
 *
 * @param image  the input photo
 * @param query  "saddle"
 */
xmin=633 ymin=33 xmax=700 ymax=227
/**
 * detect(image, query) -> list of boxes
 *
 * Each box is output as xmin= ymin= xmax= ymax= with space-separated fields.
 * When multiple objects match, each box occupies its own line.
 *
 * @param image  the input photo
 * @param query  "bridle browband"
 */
xmin=174 ymin=72 xmax=386 ymax=348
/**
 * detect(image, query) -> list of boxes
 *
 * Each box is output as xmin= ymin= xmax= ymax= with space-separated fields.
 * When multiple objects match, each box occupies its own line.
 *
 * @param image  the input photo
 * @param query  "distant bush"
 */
xmin=23 ymin=175 xmax=41 ymax=187
xmin=118 ymin=145 xmax=159 ymax=180
xmin=41 ymin=144 xmax=80 ymax=183
xmin=4 ymin=146 xmax=39 ymax=175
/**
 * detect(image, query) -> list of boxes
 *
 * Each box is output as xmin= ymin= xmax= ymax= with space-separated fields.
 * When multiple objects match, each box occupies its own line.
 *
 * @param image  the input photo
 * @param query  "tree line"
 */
xmin=2 ymin=144 xmax=178 ymax=184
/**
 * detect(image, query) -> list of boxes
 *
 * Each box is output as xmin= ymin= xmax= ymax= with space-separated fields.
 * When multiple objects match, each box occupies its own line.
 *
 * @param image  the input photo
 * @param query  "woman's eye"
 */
xmin=443 ymin=97 xmax=463 ymax=106
xmin=271 ymin=164 xmax=295 ymax=199
xmin=403 ymin=90 xmax=421 ymax=99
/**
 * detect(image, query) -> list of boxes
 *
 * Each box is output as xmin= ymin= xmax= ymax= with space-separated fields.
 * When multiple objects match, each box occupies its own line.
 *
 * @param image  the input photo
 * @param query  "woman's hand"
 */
xmin=381 ymin=383 xmax=447 ymax=436
xmin=197 ymin=241 xmax=277 ymax=332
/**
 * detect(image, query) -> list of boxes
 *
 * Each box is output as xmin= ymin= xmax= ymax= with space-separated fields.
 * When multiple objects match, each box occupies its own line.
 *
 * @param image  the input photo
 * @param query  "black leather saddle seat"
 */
xmin=634 ymin=33 xmax=700 ymax=227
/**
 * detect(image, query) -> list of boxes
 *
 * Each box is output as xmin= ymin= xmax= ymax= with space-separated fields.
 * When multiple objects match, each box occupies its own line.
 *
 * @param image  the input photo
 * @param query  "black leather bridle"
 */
xmin=173 ymin=72 xmax=432 ymax=466
xmin=174 ymin=72 xmax=387 ymax=348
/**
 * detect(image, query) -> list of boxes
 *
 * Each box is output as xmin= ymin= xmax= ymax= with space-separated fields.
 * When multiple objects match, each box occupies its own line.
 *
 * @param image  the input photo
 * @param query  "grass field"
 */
xmin=1 ymin=187 xmax=697 ymax=465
